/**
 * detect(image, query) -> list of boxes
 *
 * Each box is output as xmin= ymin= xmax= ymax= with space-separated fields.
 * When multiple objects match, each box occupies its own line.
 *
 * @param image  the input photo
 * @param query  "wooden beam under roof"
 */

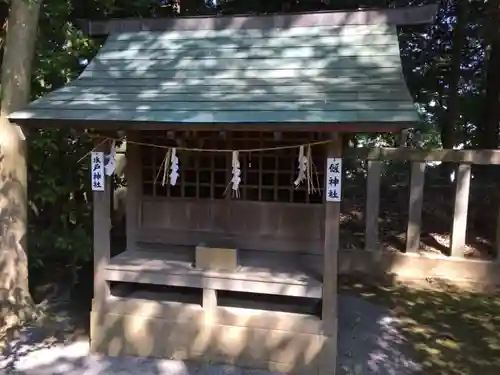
xmin=76 ymin=4 xmax=438 ymax=36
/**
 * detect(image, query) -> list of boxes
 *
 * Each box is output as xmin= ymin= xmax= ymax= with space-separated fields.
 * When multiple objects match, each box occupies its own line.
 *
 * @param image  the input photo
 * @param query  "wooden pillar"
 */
xmin=406 ymin=162 xmax=425 ymax=252
xmin=203 ymin=289 xmax=217 ymax=323
xmin=321 ymin=133 xmax=341 ymax=375
xmin=93 ymin=141 xmax=112 ymax=306
xmin=365 ymin=160 xmax=381 ymax=251
xmin=125 ymin=131 xmax=142 ymax=251
xmin=450 ymin=163 xmax=471 ymax=257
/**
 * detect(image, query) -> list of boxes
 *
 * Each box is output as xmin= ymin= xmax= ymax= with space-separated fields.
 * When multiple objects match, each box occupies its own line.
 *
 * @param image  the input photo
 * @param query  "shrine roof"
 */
xmin=8 ymin=7 xmax=435 ymax=131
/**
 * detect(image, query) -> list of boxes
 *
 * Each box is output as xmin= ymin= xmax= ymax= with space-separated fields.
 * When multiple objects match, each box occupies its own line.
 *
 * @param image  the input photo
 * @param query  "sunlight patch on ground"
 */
xmin=341 ymin=276 xmax=500 ymax=375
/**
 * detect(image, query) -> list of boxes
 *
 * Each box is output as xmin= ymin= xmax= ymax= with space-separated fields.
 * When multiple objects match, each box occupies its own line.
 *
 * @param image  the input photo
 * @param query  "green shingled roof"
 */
xmin=9 ymin=22 xmax=419 ymax=126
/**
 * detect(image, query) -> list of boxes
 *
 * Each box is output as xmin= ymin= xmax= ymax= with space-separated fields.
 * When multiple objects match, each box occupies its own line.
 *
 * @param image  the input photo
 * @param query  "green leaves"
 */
xmin=21 ymin=0 xmax=100 ymax=278
xmin=28 ymin=127 xmax=94 ymax=274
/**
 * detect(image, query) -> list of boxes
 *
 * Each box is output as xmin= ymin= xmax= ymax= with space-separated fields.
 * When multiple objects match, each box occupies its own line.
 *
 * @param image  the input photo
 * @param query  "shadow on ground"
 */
xmin=2 ymin=285 xmax=421 ymax=375
xmin=340 ymin=275 xmax=500 ymax=375
xmin=2 ymin=276 xmax=500 ymax=375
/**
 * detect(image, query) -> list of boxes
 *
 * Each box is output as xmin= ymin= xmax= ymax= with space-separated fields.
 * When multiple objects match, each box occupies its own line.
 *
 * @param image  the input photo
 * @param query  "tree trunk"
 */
xmin=442 ymin=0 xmax=468 ymax=149
xmin=478 ymin=0 xmax=500 ymax=149
xmin=0 ymin=0 xmax=41 ymax=328
xmin=479 ymin=42 xmax=500 ymax=149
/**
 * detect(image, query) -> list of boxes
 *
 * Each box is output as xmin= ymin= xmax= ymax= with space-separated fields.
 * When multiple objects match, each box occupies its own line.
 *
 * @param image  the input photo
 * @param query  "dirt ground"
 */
xmin=0 ymin=294 xmax=419 ymax=375
xmin=2 ymin=276 xmax=500 ymax=375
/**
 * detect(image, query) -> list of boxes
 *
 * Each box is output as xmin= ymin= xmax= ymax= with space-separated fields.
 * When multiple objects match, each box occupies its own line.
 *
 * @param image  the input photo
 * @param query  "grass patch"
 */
xmin=340 ymin=276 xmax=500 ymax=375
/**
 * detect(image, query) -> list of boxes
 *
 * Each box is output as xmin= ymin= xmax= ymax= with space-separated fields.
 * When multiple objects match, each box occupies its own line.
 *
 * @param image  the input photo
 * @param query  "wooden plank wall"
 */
xmin=138 ymin=199 xmax=323 ymax=253
xmin=129 ymin=143 xmax=500 ymax=261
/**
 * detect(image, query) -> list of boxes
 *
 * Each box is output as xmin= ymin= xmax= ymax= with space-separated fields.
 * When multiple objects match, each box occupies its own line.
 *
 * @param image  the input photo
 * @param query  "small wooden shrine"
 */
xmin=9 ymin=6 xmax=435 ymax=375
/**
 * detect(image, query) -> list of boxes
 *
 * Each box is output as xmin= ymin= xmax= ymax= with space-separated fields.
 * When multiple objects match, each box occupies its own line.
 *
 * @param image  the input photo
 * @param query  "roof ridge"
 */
xmin=76 ymin=4 xmax=438 ymax=36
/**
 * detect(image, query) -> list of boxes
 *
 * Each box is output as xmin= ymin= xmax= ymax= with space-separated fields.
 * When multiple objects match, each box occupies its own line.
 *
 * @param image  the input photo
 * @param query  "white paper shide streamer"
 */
xmin=104 ymin=140 xmax=117 ymax=176
xmin=231 ymin=151 xmax=241 ymax=198
xmin=161 ymin=150 xmax=169 ymax=186
xmin=170 ymin=148 xmax=179 ymax=186
xmin=294 ymin=145 xmax=307 ymax=187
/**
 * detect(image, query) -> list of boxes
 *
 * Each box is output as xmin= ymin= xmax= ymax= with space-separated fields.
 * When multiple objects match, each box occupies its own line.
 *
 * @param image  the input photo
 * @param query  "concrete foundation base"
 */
xmin=90 ymin=297 xmax=336 ymax=375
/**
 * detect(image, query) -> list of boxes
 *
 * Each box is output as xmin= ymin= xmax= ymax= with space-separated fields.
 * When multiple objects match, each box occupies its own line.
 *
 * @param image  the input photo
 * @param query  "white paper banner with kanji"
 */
xmin=325 ymin=157 xmax=342 ymax=202
xmin=91 ymin=151 xmax=105 ymax=191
